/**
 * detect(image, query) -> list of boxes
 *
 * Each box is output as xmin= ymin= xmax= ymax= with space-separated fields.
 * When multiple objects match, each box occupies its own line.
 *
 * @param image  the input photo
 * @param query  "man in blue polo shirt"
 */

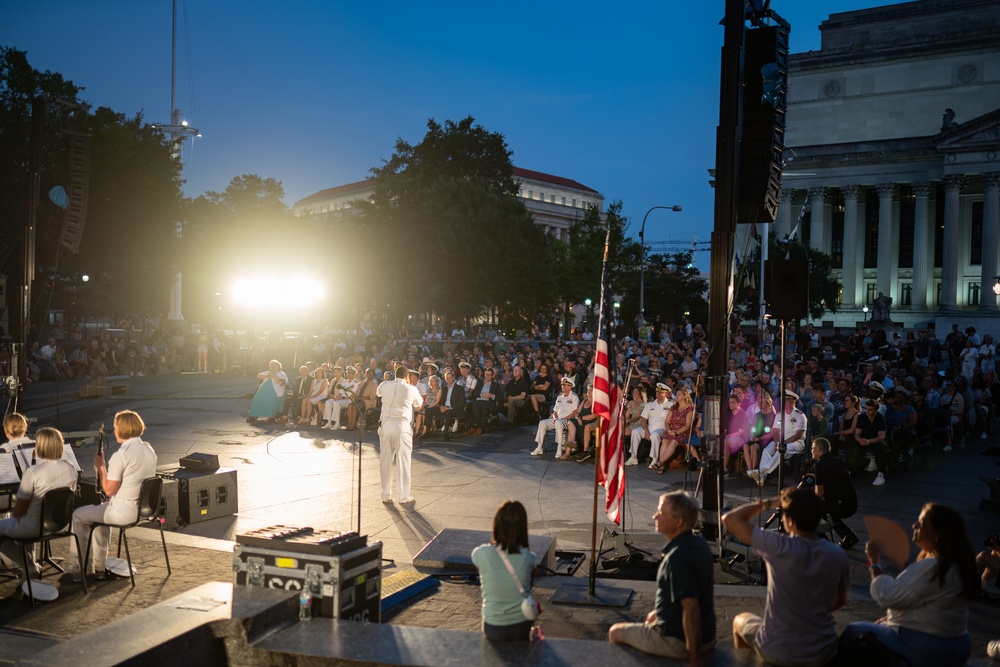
xmin=608 ymin=491 xmax=716 ymax=664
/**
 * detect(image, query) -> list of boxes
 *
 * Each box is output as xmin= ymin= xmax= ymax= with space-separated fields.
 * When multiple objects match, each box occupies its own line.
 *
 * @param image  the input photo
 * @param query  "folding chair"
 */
xmin=84 ymin=477 xmax=170 ymax=588
xmin=0 ymin=487 xmax=88 ymax=605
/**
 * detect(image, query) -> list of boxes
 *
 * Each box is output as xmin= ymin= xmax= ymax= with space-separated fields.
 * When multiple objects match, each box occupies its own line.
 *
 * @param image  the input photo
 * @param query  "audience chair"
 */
xmin=0 ymin=486 xmax=88 ymax=605
xmin=84 ymin=476 xmax=170 ymax=588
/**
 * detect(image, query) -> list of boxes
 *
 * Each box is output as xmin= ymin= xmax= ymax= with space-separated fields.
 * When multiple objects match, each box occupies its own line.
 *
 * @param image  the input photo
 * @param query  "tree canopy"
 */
xmin=0 ymin=45 xmax=183 ymax=325
xmin=357 ymin=116 xmax=554 ymax=330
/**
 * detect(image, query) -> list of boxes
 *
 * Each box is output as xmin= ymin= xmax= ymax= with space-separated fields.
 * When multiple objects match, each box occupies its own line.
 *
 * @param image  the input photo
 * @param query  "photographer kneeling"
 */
xmin=810 ymin=437 xmax=859 ymax=549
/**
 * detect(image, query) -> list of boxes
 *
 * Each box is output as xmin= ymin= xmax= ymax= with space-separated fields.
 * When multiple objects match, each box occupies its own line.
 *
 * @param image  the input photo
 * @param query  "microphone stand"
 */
xmin=343 ymin=385 xmax=394 ymax=566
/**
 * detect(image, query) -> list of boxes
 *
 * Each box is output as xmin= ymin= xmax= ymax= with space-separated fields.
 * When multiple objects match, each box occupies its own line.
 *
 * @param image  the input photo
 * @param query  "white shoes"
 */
xmin=987 ymin=639 xmax=1000 ymax=658
xmin=748 ymin=469 xmax=760 ymax=485
xmin=400 ymin=497 xmax=415 ymax=504
xmin=943 ymin=444 xmax=952 ymax=452
xmin=381 ymin=496 xmax=392 ymax=503
xmin=866 ymin=458 xmax=878 ymax=472
xmin=530 ymin=448 xmax=544 ymax=457
xmin=872 ymin=472 xmax=886 ymax=486
xmin=624 ymin=457 xmax=638 ymax=466
xmin=451 ymin=422 xmax=460 ymax=433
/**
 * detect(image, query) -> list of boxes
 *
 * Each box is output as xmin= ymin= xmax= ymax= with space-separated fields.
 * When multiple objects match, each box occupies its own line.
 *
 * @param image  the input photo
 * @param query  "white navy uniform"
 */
xmin=531 ymin=391 xmax=580 ymax=457
xmin=71 ymin=437 xmax=156 ymax=573
xmin=377 ymin=378 xmax=423 ymax=502
xmin=628 ymin=398 xmax=674 ymax=463
xmin=0 ymin=457 xmax=77 ymax=575
xmin=758 ymin=408 xmax=807 ymax=478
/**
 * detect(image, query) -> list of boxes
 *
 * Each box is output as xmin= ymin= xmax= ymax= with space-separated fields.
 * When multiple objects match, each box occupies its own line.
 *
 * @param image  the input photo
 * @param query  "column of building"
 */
xmin=940 ymin=175 xmax=964 ymax=308
xmin=911 ymin=182 xmax=932 ymax=308
xmin=808 ymin=187 xmax=826 ymax=250
xmin=979 ymin=173 xmax=1000 ymax=309
xmin=875 ymin=183 xmax=895 ymax=301
xmin=840 ymin=185 xmax=860 ymax=309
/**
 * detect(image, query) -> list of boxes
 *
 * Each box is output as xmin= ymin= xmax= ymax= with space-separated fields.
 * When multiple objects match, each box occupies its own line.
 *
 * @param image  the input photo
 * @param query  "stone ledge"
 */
xmin=251 ymin=618 xmax=762 ymax=667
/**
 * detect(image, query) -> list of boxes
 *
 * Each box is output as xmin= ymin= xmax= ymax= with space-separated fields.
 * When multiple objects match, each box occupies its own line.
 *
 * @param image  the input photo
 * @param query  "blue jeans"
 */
xmin=841 ymin=622 xmax=971 ymax=667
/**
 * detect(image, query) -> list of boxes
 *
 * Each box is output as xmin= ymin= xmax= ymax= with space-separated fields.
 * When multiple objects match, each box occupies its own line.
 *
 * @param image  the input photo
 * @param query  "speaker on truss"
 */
xmin=737 ymin=23 xmax=789 ymax=225
xmin=765 ymin=258 xmax=808 ymax=322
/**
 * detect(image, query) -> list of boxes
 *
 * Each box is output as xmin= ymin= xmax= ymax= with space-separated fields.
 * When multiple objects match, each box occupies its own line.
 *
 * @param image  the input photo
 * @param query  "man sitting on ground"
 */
xmin=609 ymin=491 xmax=716 ymax=663
xmin=723 ymin=487 xmax=848 ymax=667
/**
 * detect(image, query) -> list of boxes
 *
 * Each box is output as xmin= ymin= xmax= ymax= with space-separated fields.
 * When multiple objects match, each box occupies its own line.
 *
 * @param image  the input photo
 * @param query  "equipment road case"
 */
xmin=233 ymin=532 xmax=382 ymax=622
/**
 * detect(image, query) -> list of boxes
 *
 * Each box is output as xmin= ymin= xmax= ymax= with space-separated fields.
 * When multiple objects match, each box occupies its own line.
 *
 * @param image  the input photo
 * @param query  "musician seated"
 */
xmin=0 ymin=427 xmax=77 ymax=583
xmin=1 ymin=413 xmax=34 ymax=453
xmin=69 ymin=410 xmax=156 ymax=580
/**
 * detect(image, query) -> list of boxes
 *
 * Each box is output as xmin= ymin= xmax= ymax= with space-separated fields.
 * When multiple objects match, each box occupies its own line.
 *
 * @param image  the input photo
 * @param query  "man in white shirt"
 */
xmin=748 ymin=391 xmax=806 ymax=486
xmin=376 ymin=367 xmax=423 ymax=504
xmin=530 ymin=377 xmax=579 ymax=458
xmin=626 ymin=383 xmax=675 ymax=467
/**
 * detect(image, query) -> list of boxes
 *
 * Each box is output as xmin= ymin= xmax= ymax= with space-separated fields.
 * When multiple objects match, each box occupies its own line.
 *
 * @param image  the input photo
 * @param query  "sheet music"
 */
xmin=0 ymin=453 xmax=19 ymax=485
xmin=62 ymin=444 xmax=82 ymax=472
xmin=12 ymin=446 xmax=33 ymax=475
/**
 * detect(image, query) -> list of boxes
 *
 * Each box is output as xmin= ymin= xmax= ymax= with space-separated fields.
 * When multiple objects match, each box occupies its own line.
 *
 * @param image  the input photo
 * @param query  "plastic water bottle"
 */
xmin=299 ymin=588 xmax=312 ymax=621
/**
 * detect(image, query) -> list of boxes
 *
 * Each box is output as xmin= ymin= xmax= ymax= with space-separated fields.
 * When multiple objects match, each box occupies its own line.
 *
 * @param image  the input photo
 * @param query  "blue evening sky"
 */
xmin=3 ymin=1 xmax=889 ymax=268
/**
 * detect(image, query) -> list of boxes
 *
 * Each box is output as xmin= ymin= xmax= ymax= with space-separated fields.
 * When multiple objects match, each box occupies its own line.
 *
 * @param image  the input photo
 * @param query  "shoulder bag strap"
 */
xmin=495 ymin=546 xmax=528 ymax=597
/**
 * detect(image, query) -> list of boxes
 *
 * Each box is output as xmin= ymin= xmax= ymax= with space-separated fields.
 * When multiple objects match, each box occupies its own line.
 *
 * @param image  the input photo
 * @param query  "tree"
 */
xmin=358 ymin=116 xmax=554 ymax=330
xmin=624 ymin=251 xmax=709 ymax=326
xmin=733 ymin=230 xmax=841 ymax=323
xmin=0 ymin=46 xmax=184 ymax=325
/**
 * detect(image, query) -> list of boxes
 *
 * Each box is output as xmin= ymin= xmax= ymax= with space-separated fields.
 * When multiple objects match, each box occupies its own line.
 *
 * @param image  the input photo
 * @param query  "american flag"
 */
xmin=593 ymin=231 xmax=624 ymax=524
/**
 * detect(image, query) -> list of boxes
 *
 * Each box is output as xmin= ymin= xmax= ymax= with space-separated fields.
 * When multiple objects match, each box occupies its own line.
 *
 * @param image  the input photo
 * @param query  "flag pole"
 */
xmin=589 ymin=419 xmax=602 ymax=596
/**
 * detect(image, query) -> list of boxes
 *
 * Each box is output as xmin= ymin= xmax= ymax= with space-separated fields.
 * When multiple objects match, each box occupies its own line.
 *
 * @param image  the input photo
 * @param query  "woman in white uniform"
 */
xmin=0 ymin=427 xmax=77 ymax=581
xmin=69 ymin=410 xmax=156 ymax=578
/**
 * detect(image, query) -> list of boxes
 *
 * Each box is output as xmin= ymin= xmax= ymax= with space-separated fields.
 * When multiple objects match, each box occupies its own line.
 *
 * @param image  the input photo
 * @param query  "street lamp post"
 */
xmin=639 ymin=205 xmax=683 ymax=317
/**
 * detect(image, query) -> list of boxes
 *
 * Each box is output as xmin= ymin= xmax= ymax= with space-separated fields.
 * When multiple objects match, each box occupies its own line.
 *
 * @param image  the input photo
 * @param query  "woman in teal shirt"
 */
xmin=471 ymin=500 xmax=539 ymax=640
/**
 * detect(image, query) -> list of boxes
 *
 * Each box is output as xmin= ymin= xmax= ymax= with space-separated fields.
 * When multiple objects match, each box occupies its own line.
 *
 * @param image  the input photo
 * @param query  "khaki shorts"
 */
xmin=611 ymin=621 xmax=715 ymax=659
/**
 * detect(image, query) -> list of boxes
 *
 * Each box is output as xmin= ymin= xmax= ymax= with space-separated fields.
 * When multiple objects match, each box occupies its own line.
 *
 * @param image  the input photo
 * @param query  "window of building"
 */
xmin=898 ymin=185 xmax=915 ymax=268
xmin=866 ymin=282 xmax=877 ymax=305
xmin=830 ymin=189 xmax=845 ymax=269
xmin=971 ymin=200 xmax=984 ymax=265
xmin=539 ymin=192 xmax=544 ymax=201
xmin=934 ymin=184 xmax=944 ymax=268
xmin=900 ymin=282 xmax=912 ymax=306
xmin=561 ymin=196 xmax=566 ymax=205
xmin=864 ymin=188 xmax=879 ymax=268
xmin=837 ymin=287 xmax=843 ymax=305
xmin=801 ymin=208 xmax=812 ymax=247
xmin=572 ymin=198 xmax=576 ymax=207
xmin=528 ymin=190 xmax=533 ymax=199
xmin=969 ymin=282 xmax=981 ymax=306
xmin=936 ymin=281 xmax=942 ymax=305
xmin=550 ymin=195 xmax=555 ymax=203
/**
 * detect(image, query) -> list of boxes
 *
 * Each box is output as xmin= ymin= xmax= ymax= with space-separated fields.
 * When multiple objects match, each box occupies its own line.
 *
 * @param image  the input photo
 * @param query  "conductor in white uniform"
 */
xmin=376 ymin=367 xmax=423 ymax=504
xmin=70 ymin=409 xmax=156 ymax=578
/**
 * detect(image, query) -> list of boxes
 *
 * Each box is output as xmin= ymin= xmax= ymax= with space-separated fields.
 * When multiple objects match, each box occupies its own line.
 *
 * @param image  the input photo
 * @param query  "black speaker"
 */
xmin=737 ymin=23 xmax=789 ymax=225
xmin=765 ymin=259 xmax=808 ymax=322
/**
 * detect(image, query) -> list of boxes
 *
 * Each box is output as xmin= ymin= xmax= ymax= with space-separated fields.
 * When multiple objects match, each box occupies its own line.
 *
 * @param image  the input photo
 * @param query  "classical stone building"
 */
xmin=776 ymin=0 xmax=1000 ymax=329
xmin=292 ymin=167 xmax=604 ymax=241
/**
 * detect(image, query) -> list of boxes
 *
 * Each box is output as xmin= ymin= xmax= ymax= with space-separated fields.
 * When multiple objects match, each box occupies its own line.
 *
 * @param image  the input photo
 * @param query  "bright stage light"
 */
xmin=230 ymin=274 xmax=325 ymax=311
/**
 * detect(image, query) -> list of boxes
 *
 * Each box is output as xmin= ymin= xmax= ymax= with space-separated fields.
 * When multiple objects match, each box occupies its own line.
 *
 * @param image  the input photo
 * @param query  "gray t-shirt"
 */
xmin=752 ymin=527 xmax=848 ymax=664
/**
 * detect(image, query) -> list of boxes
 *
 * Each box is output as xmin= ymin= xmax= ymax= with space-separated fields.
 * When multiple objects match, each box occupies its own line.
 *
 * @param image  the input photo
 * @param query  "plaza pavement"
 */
xmin=0 ymin=371 xmax=998 ymax=664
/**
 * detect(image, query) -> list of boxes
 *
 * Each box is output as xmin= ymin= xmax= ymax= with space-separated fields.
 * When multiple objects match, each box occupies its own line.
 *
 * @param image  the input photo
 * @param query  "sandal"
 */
xmin=649 ymin=462 xmax=663 ymax=472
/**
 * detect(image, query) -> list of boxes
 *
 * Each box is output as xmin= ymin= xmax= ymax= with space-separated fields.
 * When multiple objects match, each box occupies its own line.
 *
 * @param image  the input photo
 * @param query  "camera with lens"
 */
xmin=798 ymin=472 xmax=816 ymax=489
